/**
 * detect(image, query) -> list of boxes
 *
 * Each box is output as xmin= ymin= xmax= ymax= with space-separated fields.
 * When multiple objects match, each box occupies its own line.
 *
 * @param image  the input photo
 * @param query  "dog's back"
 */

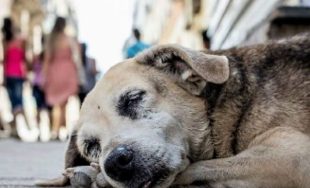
xmin=210 ymin=34 xmax=310 ymax=156
xmin=173 ymin=34 xmax=310 ymax=188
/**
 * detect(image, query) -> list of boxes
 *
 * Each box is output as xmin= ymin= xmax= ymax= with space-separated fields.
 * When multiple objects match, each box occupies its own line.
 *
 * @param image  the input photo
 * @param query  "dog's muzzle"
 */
xmin=104 ymin=145 xmax=171 ymax=188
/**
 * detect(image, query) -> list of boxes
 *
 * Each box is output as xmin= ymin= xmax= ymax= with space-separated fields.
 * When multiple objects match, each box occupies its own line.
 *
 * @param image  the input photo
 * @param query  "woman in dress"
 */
xmin=43 ymin=17 xmax=79 ymax=140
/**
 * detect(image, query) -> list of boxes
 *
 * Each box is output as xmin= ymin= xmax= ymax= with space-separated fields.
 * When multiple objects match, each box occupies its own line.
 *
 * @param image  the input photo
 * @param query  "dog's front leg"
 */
xmin=173 ymin=157 xmax=265 ymax=188
xmin=174 ymin=127 xmax=310 ymax=188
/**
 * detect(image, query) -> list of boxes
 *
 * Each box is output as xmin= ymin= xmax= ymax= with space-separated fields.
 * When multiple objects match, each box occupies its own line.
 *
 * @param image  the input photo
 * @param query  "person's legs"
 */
xmin=33 ymin=85 xmax=48 ymax=125
xmin=5 ymin=77 xmax=42 ymax=141
xmin=34 ymin=86 xmax=52 ymax=141
xmin=58 ymin=102 xmax=68 ymax=141
xmin=51 ymin=105 xmax=61 ymax=140
xmin=5 ymin=77 xmax=22 ymax=138
xmin=12 ymin=78 xmax=32 ymax=140
xmin=51 ymin=101 xmax=67 ymax=140
xmin=33 ymin=85 xmax=41 ymax=124
xmin=60 ymin=103 xmax=66 ymax=128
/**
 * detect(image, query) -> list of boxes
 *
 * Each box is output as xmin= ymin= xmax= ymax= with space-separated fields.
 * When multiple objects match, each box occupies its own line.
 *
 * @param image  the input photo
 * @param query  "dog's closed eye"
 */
xmin=117 ymin=89 xmax=146 ymax=120
xmin=83 ymin=137 xmax=101 ymax=160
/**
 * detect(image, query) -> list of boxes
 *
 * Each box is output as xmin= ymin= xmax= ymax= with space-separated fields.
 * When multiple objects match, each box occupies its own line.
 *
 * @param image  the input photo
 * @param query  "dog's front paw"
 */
xmin=91 ymin=172 xmax=111 ymax=188
xmin=63 ymin=164 xmax=100 ymax=188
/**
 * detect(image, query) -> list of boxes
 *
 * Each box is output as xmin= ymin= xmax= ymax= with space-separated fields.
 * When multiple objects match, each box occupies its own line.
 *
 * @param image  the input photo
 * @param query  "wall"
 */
xmin=207 ymin=0 xmax=310 ymax=50
xmin=133 ymin=0 xmax=210 ymax=50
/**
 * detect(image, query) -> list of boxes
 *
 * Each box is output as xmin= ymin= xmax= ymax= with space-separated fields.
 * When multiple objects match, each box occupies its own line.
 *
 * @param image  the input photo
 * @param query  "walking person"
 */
xmin=125 ymin=28 xmax=150 ymax=58
xmin=43 ymin=17 xmax=79 ymax=140
xmin=78 ymin=43 xmax=98 ymax=104
xmin=32 ymin=51 xmax=51 ymax=141
xmin=1 ymin=17 xmax=28 ymax=139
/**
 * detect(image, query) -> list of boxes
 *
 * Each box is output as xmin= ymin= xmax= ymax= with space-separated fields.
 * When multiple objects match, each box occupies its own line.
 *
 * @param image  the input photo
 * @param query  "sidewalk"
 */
xmin=0 ymin=139 xmax=67 ymax=187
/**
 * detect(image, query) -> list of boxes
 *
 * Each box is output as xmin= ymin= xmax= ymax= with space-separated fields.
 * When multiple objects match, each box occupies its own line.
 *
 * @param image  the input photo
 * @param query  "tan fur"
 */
xmin=37 ymin=34 xmax=310 ymax=188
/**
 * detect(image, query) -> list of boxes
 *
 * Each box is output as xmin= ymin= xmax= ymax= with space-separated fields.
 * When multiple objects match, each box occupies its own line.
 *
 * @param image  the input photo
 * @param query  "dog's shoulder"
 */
xmin=205 ymin=34 xmax=310 ymax=157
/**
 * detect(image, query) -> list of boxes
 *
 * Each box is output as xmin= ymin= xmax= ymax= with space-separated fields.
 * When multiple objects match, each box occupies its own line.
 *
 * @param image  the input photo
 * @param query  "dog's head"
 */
xmin=75 ymin=45 xmax=229 ymax=188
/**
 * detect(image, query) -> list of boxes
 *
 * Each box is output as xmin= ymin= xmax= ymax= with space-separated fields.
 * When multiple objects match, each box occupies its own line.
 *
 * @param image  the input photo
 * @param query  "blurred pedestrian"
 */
xmin=78 ymin=43 xmax=98 ymax=104
xmin=33 ymin=52 xmax=47 ymax=114
xmin=43 ymin=17 xmax=79 ymax=140
xmin=32 ymin=50 xmax=51 ymax=141
xmin=125 ymin=28 xmax=150 ymax=58
xmin=1 ymin=17 xmax=28 ymax=139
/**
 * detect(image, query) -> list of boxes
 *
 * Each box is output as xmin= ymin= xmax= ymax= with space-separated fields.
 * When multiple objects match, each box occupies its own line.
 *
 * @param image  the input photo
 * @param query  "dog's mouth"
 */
xmin=136 ymin=171 xmax=170 ymax=188
xmin=140 ymin=180 xmax=152 ymax=188
xmin=136 ymin=178 xmax=153 ymax=188
xmin=118 ymin=164 xmax=171 ymax=188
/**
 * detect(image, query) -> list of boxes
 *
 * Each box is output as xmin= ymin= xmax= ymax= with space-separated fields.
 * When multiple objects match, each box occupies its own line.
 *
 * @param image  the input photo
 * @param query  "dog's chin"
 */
xmin=130 ymin=157 xmax=190 ymax=188
xmin=124 ymin=172 xmax=175 ymax=188
xmin=104 ymin=166 xmax=177 ymax=188
xmin=150 ymin=175 xmax=176 ymax=188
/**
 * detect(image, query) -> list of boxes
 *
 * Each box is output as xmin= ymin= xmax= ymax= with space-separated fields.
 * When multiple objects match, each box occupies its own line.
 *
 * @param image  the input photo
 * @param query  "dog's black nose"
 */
xmin=104 ymin=145 xmax=134 ymax=182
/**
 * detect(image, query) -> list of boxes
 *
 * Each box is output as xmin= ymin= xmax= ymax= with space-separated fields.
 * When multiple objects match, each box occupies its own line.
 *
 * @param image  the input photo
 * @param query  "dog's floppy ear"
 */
xmin=136 ymin=45 xmax=229 ymax=95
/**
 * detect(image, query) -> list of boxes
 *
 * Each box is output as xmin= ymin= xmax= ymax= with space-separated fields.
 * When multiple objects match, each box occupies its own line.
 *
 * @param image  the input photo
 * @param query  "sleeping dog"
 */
xmin=37 ymin=34 xmax=310 ymax=188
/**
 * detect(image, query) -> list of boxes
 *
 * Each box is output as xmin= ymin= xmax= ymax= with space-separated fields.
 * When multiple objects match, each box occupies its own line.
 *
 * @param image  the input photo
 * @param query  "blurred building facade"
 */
xmin=41 ymin=0 xmax=78 ymax=36
xmin=132 ymin=0 xmax=211 ymax=50
xmin=131 ymin=0 xmax=310 ymax=51
xmin=207 ymin=0 xmax=310 ymax=50
xmin=0 ymin=0 xmax=78 ymax=59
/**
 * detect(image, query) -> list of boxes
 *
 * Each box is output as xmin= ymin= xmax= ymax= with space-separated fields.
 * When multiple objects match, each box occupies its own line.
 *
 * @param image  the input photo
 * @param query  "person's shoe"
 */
xmin=39 ymin=110 xmax=51 ymax=142
xmin=58 ymin=127 xmax=68 ymax=142
xmin=50 ymin=131 xmax=58 ymax=141
xmin=8 ymin=121 xmax=20 ymax=139
xmin=15 ymin=114 xmax=38 ymax=142
xmin=0 ymin=122 xmax=11 ymax=138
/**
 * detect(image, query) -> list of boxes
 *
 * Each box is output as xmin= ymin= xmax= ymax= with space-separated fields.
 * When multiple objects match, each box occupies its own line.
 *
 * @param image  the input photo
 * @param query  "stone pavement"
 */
xmin=0 ymin=139 xmax=68 ymax=187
